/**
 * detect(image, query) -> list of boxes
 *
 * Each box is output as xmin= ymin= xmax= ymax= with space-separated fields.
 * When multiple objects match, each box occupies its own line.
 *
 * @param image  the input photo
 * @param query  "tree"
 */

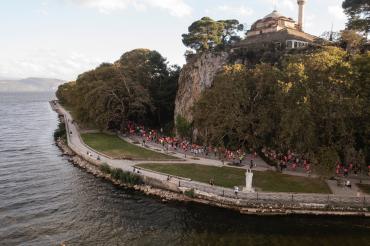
xmin=351 ymin=52 xmax=370 ymax=164
xmin=56 ymin=81 xmax=76 ymax=106
xmin=219 ymin=19 xmax=244 ymax=47
xmin=182 ymin=17 xmax=243 ymax=53
xmin=342 ymin=0 xmax=370 ymax=37
xmin=193 ymin=47 xmax=366 ymax=172
xmin=320 ymin=31 xmax=341 ymax=42
xmin=193 ymin=64 xmax=282 ymax=149
xmin=182 ymin=17 xmax=224 ymax=52
xmin=176 ymin=115 xmax=192 ymax=139
xmin=279 ymin=48 xmax=356 ymax=155
xmin=340 ymin=29 xmax=365 ymax=53
xmin=56 ymin=49 xmax=179 ymax=131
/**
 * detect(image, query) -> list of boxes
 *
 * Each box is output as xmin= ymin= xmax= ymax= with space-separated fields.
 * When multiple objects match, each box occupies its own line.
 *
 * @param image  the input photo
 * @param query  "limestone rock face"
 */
xmin=174 ymin=52 xmax=229 ymax=122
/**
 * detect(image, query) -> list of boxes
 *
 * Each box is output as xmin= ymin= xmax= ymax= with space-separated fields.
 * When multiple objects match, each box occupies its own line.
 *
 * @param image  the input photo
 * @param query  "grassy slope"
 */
xmin=81 ymin=133 xmax=177 ymax=160
xmin=137 ymin=163 xmax=331 ymax=193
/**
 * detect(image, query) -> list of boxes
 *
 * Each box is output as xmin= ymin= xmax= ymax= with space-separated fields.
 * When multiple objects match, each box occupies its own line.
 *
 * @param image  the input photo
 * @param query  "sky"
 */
xmin=0 ymin=0 xmax=347 ymax=81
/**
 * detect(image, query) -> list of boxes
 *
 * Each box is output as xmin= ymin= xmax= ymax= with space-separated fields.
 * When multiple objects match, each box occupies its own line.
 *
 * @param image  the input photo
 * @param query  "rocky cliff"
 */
xmin=174 ymin=52 xmax=229 ymax=123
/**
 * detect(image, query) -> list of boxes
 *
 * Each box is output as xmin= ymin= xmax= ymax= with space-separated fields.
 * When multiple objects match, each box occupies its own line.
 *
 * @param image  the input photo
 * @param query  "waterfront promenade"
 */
xmin=51 ymin=101 xmax=370 ymax=213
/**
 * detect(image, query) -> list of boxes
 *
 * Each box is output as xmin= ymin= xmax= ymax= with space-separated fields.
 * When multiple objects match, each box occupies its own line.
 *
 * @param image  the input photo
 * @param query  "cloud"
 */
xmin=205 ymin=4 xmax=254 ymax=19
xmin=0 ymin=49 xmax=102 ymax=80
xmin=263 ymin=0 xmax=295 ymax=11
xmin=305 ymin=14 xmax=315 ymax=29
xmin=281 ymin=0 xmax=295 ymax=11
xmin=37 ymin=0 xmax=50 ymax=16
xmin=216 ymin=5 xmax=254 ymax=17
xmin=328 ymin=5 xmax=346 ymax=20
xmin=72 ymin=0 xmax=130 ymax=13
xmin=70 ymin=0 xmax=192 ymax=17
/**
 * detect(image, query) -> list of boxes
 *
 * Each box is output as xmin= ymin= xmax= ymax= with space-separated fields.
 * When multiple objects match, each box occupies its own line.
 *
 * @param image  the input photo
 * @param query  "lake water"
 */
xmin=0 ymin=92 xmax=370 ymax=246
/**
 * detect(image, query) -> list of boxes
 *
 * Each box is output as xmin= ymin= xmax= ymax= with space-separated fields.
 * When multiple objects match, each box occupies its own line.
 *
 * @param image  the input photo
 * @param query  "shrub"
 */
xmin=54 ymin=121 xmax=66 ymax=140
xmin=110 ymin=168 xmax=143 ymax=185
xmin=184 ymin=188 xmax=195 ymax=198
xmin=100 ymin=163 xmax=111 ymax=174
xmin=110 ymin=168 xmax=123 ymax=180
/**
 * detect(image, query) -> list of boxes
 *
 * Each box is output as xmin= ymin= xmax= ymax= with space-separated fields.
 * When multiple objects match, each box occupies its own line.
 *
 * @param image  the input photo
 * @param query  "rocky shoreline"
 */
xmin=55 ymin=138 xmax=193 ymax=203
xmin=55 ymin=138 xmax=370 ymax=217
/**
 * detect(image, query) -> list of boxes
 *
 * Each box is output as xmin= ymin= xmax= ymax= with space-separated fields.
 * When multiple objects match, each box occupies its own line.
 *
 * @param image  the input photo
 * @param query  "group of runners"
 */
xmin=262 ymin=148 xmax=312 ymax=173
xmin=126 ymin=122 xmax=257 ymax=165
xmin=262 ymin=147 xmax=370 ymax=177
xmin=336 ymin=161 xmax=370 ymax=177
xmin=126 ymin=122 xmax=370 ymax=177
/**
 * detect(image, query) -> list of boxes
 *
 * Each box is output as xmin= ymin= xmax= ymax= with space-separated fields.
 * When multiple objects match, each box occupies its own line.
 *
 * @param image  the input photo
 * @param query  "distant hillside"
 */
xmin=0 ymin=78 xmax=65 ymax=92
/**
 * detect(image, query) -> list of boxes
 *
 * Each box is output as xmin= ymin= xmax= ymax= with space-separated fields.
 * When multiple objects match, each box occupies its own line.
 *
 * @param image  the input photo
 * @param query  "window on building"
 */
xmin=286 ymin=40 xmax=309 ymax=49
xmin=286 ymin=40 xmax=293 ymax=48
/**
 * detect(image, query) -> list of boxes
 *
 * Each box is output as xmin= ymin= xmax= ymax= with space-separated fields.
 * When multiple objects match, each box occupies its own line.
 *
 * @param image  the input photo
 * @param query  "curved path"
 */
xmin=54 ymin=102 xmax=252 ymax=187
xmin=53 ymin=102 xmax=370 ymax=197
xmin=55 ymin=102 xmax=273 ymax=172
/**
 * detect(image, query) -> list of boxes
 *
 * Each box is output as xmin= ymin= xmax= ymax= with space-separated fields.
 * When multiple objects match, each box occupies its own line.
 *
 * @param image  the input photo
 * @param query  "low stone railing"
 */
xmin=178 ymin=179 xmax=369 ymax=208
xmin=53 ymin=102 xmax=370 ymax=212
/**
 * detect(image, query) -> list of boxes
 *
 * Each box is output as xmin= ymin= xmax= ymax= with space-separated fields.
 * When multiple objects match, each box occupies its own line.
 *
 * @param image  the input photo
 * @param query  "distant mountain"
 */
xmin=0 ymin=77 xmax=65 ymax=92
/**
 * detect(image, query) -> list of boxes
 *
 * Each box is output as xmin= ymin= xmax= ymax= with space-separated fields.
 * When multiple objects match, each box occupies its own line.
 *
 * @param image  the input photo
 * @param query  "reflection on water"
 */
xmin=0 ymin=92 xmax=369 ymax=246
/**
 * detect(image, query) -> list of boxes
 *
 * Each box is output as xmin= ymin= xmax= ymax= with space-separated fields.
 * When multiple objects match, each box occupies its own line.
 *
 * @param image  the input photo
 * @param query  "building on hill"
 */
xmin=234 ymin=0 xmax=323 ymax=51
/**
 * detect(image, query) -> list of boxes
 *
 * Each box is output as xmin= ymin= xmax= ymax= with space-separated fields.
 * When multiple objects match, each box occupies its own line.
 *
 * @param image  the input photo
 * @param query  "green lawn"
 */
xmin=136 ymin=163 xmax=331 ymax=194
xmin=357 ymin=184 xmax=370 ymax=194
xmin=253 ymin=171 xmax=331 ymax=194
xmin=138 ymin=163 xmax=245 ymax=188
xmin=81 ymin=133 xmax=177 ymax=160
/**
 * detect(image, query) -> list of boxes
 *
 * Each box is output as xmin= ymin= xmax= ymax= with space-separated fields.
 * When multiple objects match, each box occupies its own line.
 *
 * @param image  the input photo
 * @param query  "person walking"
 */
xmin=234 ymin=186 xmax=239 ymax=197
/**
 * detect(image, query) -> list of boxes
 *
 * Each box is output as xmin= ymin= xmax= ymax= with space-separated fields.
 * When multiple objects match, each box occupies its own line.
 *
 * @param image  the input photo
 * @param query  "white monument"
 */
xmin=243 ymin=169 xmax=255 ymax=192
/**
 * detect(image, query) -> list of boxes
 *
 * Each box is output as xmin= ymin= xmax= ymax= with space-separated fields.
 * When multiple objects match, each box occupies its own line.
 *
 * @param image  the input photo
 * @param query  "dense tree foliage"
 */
xmin=182 ymin=17 xmax=243 ymax=53
xmin=56 ymin=49 xmax=179 ymax=131
xmin=340 ymin=29 xmax=366 ymax=52
xmin=175 ymin=115 xmax=192 ymax=139
xmin=342 ymin=0 xmax=370 ymax=37
xmin=193 ymin=47 xmax=370 ymax=172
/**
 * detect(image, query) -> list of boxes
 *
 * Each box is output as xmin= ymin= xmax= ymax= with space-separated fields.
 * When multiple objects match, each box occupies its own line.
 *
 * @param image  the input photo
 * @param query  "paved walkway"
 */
xmin=122 ymin=134 xmax=274 ymax=171
xmin=54 ymin=103 xmax=248 ymax=186
xmin=53 ymin=102 xmax=370 ymax=197
xmin=55 ymin=101 xmax=272 ymax=172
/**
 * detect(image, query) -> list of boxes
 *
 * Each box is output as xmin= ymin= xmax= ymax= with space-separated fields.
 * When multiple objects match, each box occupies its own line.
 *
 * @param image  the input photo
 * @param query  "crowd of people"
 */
xmin=125 ymin=122 xmax=257 ymax=166
xmin=126 ymin=122 xmax=370 ymax=177
xmin=261 ymin=148 xmax=311 ymax=173
xmin=262 ymin=147 xmax=370 ymax=177
xmin=335 ymin=161 xmax=359 ymax=177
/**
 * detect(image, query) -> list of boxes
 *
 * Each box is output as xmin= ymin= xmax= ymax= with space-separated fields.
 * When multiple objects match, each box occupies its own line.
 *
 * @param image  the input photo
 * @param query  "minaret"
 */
xmin=297 ymin=0 xmax=306 ymax=31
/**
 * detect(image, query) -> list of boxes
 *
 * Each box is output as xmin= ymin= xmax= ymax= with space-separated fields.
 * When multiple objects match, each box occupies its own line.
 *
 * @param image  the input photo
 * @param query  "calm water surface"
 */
xmin=0 ymin=92 xmax=370 ymax=246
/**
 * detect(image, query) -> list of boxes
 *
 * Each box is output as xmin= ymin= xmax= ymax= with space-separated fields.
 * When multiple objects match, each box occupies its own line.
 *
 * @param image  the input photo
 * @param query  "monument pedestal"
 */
xmin=243 ymin=169 xmax=255 ymax=193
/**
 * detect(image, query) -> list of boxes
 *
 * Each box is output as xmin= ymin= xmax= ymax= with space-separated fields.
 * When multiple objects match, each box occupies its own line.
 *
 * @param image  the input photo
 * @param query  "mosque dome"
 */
xmin=246 ymin=10 xmax=298 ymax=38
xmin=263 ymin=10 xmax=283 ymax=19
